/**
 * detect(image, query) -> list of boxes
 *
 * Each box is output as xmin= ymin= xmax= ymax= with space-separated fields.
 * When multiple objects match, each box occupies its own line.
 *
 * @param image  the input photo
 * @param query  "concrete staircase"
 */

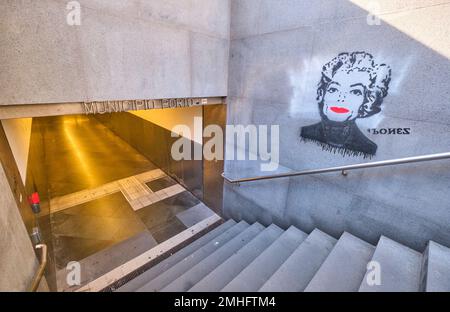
xmin=115 ymin=220 xmax=450 ymax=292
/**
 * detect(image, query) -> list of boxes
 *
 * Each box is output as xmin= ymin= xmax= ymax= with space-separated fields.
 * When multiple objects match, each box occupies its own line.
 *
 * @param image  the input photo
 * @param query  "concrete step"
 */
xmin=259 ymin=229 xmax=336 ymax=292
xmin=359 ymin=236 xmax=422 ymax=292
xmin=223 ymin=226 xmax=307 ymax=292
xmin=190 ymin=224 xmax=284 ymax=292
xmin=136 ymin=221 xmax=249 ymax=292
xmin=160 ymin=222 xmax=265 ymax=292
xmin=305 ymin=232 xmax=375 ymax=292
xmin=424 ymin=241 xmax=450 ymax=292
xmin=116 ymin=219 xmax=236 ymax=292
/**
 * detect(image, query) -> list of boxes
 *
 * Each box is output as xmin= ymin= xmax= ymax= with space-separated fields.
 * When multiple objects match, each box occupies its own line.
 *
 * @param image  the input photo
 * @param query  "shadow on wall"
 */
xmin=95 ymin=112 xmax=204 ymax=200
xmin=225 ymin=0 xmax=450 ymax=251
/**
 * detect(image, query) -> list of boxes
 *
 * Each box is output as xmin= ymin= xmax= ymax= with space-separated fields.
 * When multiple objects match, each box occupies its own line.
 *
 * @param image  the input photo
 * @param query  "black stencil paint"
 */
xmin=300 ymin=52 xmax=392 ymax=158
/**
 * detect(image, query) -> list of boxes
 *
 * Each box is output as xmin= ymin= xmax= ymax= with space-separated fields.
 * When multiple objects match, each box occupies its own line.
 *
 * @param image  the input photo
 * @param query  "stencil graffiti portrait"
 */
xmin=300 ymin=52 xmax=392 ymax=158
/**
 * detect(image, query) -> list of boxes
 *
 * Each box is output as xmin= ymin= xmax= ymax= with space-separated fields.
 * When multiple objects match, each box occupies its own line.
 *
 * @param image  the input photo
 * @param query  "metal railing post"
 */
xmin=28 ymin=244 xmax=47 ymax=292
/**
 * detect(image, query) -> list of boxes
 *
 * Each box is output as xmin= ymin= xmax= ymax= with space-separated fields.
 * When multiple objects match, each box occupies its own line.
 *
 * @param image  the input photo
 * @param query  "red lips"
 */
xmin=330 ymin=106 xmax=350 ymax=114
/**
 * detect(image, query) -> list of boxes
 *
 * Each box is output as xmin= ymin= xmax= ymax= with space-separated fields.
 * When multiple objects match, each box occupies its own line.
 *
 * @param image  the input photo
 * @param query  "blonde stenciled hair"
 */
xmin=317 ymin=52 xmax=392 ymax=119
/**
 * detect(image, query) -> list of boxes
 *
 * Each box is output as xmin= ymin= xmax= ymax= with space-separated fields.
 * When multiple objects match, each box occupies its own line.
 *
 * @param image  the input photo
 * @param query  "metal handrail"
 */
xmin=222 ymin=152 xmax=450 ymax=184
xmin=28 ymin=244 xmax=47 ymax=292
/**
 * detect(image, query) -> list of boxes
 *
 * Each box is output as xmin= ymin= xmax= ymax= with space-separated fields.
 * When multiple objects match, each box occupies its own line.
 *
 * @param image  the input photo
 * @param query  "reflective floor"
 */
xmin=31 ymin=115 xmax=157 ymax=198
xmin=29 ymin=115 xmax=215 ymax=291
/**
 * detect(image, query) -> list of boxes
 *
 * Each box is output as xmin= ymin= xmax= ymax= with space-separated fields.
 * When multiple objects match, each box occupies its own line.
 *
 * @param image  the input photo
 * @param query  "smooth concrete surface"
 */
xmin=359 ymin=236 xmax=422 ymax=292
xmin=0 ymin=98 xmax=226 ymax=121
xmin=0 ymin=123 xmax=35 ymax=233
xmin=0 ymin=0 xmax=230 ymax=105
xmin=224 ymin=0 xmax=450 ymax=251
xmin=425 ymin=241 xmax=450 ymax=292
xmin=259 ymin=229 xmax=337 ymax=292
xmin=230 ymin=0 xmax=450 ymax=40
xmin=304 ymin=232 xmax=375 ymax=292
xmin=0 ymin=164 xmax=47 ymax=291
xmin=189 ymin=224 xmax=283 ymax=292
xmin=223 ymin=226 xmax=307 ymax=292
xmin=1 ymin=118 xmax=32 ymax=183
xmin=121 ymin=221 xmax=450 ymax=292
xmin=131 ymin=107 xmax=203 ymax=144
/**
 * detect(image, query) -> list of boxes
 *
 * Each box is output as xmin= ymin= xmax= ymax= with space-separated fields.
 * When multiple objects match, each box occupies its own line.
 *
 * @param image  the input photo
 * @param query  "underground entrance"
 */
xmin=0 ymin=104 xmax=226 ymax=291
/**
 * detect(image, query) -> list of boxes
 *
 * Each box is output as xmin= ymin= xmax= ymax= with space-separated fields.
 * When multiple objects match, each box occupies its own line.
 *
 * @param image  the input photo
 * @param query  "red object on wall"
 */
xmin=30 ymin=192 xmax=40 ymax=205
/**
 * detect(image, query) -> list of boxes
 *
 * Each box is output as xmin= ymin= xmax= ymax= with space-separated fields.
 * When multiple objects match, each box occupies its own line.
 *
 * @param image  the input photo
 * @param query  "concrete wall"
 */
xmin=224 ymin=0 xmax=450 ymax=250
xmin=0 ymin=163 xmax=45 ymax=291
xmin=0 ymin=122 xmax=49 ymax=291
xmin=131 ymin=107 xmax=203 ymax=144
xmin=1 ymin=118 xmax=32 ymax=184
xmin=0 ymin=0 xmax=230 ymax=105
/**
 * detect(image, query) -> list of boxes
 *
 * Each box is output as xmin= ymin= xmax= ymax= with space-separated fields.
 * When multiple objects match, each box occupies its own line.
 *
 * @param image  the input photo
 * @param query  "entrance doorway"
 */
xmin=0 ymin=104 xmax=226 ymax=291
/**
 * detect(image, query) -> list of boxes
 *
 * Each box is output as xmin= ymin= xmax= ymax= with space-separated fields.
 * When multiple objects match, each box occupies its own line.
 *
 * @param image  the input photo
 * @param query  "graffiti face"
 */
xmin=300 ymin=52 xmax=392 ymax=158
xmin=322 ymin=71 xmax=370 ymax=122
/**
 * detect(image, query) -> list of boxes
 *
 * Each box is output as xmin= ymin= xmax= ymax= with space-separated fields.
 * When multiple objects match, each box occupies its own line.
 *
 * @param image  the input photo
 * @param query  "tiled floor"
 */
xmin=145 ymin=176 xmax=178 ymax=192
xmin=55 ymin=231 xmax=158 ymax=291
xmin=51 ymin=172 xmax=216 ymax=291
xmin=51 ymin=192 xmax=147 ymax=269
xmin=136 ymin=190 xmax=200 ymax=243
xmin=176 ymin=203 xmax=216 ymax=227
xmin=33 ymin=115 xmax=218 ymax=291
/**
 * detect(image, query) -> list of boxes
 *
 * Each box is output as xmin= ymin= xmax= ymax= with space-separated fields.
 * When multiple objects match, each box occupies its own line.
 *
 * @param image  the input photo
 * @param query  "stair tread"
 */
xmin=160 ymin=223 xmax=265 ymax=292
xmin=305 ymin=232 xmax=375 ymax=292
xmin=223 ymin=226 xmax=307 ymax=292
xmin=359 ymin=236 xmax=422 ymax=292
xmin=116 ymin=219 xmax=237 ymax=292
xmin=190 ymin=224 xmax=284 ymax=292
xmin=426 ymin=241 xmax=450 ymax=292
xmin=259 ymin=229 xmax=336 ymax=292
xmin=136 ymin=220 xmax=249 ymax=292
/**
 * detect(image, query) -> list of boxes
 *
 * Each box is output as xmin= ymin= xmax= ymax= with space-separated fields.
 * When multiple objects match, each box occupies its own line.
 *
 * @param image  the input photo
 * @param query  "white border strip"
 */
xmin=48 ymin=169 xmax=165 ymax=214
xmin=76 ymin=213 xmax=222 ymax=292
